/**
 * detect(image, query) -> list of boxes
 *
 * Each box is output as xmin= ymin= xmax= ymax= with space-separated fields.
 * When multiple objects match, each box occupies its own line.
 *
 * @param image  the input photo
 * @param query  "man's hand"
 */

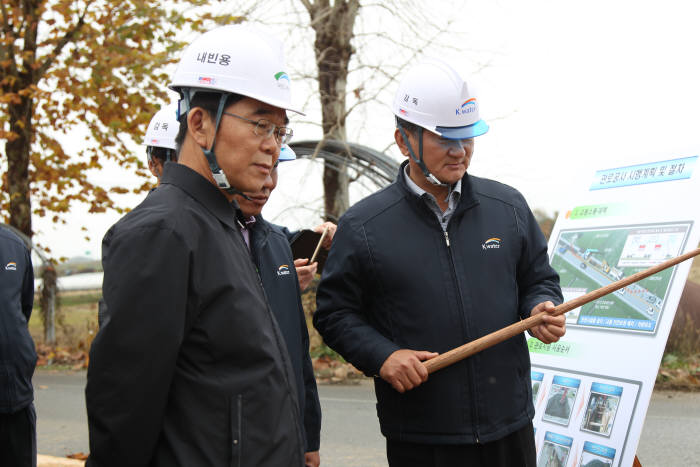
xmin=304 ymin=450 xmax=320 ymax=467
xmin=379 ymin=349 xmax=439 ymax=393
xmin=313 ymin=222 xmax=337 ymax=249
xmin=294 ymin=258 xmax=318 ymax=291
xmin=529 ymin=301 xmax=566 ymax=344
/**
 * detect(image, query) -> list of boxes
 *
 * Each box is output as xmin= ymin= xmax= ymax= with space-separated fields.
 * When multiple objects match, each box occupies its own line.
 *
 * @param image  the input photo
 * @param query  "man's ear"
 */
xmin=394 ymin=128 xmax=411 ymax=157
xmin=147 ymin=158 xmax=159 ymax=178
xmin=187 ymin=107 xmax=213 ymax=149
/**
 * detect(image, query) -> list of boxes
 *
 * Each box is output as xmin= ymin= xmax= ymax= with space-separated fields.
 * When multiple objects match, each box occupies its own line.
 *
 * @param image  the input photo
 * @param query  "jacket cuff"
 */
xmin=523 ymin=294 xmax=564 ymax=336
xmin=305 ymin=433 xmax=320 ymax=452
xmin=366 ymin=341 xmax=402 ymax=377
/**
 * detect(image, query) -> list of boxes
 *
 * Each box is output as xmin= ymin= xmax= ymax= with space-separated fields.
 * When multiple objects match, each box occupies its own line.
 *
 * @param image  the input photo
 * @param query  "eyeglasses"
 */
xmin=222 ymin=112 xmax=293 ymax=145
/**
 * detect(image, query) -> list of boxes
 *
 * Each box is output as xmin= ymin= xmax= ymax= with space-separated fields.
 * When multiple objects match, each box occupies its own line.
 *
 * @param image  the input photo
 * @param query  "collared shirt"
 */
xmin=403 ymin=165 xmax=462 ymax=230
xmin=239 ymin=215 xmax=257 ymax=249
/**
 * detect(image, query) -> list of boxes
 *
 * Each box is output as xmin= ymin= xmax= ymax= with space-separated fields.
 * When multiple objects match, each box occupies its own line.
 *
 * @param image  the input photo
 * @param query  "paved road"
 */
xmin=34 ymin=370 xmax=700 ymax=466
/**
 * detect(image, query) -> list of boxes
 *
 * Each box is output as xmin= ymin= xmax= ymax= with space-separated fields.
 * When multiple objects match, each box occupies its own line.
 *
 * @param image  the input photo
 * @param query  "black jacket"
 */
xmin=86 ymin=163 xmax=304 ymax=467
xmin=249 ymin=218 xmax=321 ymax=452
xmin=0 ymin=226 xmax=36 ymax=414
xmin=314 ymin=161 xmax=562 ymax=444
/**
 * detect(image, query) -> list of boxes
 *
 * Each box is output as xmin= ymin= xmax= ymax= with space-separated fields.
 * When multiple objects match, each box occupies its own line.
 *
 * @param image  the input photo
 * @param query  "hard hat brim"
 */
xmin=279 ymin=145 xmax=296 ymax=161
xmin=436 ymin=120 xmax=489 ymax=140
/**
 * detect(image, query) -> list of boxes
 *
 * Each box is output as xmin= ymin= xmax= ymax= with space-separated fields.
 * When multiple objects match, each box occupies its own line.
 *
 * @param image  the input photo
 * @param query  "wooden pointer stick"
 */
xmin=310 ymin=226 xmax=330 ymax=264
xmin=423 ymin=247 xmax=700 ymax=374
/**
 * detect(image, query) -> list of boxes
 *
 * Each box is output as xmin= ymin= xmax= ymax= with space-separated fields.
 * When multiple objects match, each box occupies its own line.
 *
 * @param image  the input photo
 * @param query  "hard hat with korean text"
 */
xmin=169 ymin=24 xmax=303 ymax=115
xmin=143 ymin=103 xmax=179 ymax=150
xmin=392 ymin=58 xmax=488 ymax=140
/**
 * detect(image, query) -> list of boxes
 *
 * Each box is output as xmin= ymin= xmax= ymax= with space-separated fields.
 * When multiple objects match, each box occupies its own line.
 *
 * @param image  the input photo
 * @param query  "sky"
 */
xmin=29 ymin=0 xmax=700 ymax=260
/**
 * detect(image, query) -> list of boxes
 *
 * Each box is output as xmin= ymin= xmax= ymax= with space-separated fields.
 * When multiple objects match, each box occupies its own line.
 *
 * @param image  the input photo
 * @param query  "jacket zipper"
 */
xmin=234 ymin=394 xmax=242 ymax=467
xmin=443 ymin=226 xmax=481 ymax=444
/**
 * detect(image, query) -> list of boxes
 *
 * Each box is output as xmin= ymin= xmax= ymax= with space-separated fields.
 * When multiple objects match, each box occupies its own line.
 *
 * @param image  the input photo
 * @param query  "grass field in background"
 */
xmin=29 ymin=291 xmax=100 ymax=350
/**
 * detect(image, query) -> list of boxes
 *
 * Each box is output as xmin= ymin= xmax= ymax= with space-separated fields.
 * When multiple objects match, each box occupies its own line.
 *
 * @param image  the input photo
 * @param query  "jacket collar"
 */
xmin=249 ymin=214 xmax=271 ymax=240
xmin=247 ymin=214 xmax=272 ymax=262
xmin=396 ymin=160 xmax=479 ymax=214
xmin=160 ymin=162 xmax=242 ymax=231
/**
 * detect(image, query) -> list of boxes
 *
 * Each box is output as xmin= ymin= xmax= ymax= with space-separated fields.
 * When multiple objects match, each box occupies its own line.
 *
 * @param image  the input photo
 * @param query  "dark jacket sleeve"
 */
xmin=515 ymin=195 xmax=563 ymax=319
xmin=299 ymin=296 xmax=321 ymax=452
xmin=86 ymin=225 xmax=190 ymax=467
xmin=21 ymin=246 xmax=34 ymax=322
xmin=314 ymin=216 xmax=400 ymax=377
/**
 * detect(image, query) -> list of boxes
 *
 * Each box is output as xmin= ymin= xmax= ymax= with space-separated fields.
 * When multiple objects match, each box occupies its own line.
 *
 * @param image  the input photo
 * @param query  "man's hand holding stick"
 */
xmin=423 ymin=247 xmax=700 ymax=374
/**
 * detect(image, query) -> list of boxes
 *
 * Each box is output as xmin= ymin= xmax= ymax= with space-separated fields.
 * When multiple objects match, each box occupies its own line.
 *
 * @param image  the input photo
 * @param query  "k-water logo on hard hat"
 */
xmin=5 ymin=261 xmax=17 ymax=271
xmin=482 ymin=237 xmax=501 ymax=250
xmin=274 ymin=71 xmax=290 ymax=90
xmin=277 ymin=264 xmax=291 ymax=276
xmin=456 ymin=98 xmax=477 ymax=116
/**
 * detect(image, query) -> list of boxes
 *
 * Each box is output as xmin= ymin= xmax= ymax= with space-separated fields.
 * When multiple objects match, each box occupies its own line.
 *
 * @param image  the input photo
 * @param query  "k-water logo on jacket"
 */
xmin=482 ymin=237 xmax=501 ymax=250
xmin=5 ymin=261 xmax=17 ymax=270
xmin=277 ymin=264 xmax=291 ymax=276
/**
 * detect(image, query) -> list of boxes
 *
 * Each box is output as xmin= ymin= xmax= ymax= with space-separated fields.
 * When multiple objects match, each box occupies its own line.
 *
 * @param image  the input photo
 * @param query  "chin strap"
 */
xmin=179 ymin=89 xmax=251 ymax=200
xmin=397 ymin=119 xmax=447 ymax=187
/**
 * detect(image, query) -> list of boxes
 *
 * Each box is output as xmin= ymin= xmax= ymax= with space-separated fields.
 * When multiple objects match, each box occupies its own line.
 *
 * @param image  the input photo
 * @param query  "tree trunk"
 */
xmin=4 ymin=0 xmax=39 ymax=238
xmin=6 ymin=94 xmax=34 ymax=238
xmin=304 ymin=0 xmax=359 ymax=221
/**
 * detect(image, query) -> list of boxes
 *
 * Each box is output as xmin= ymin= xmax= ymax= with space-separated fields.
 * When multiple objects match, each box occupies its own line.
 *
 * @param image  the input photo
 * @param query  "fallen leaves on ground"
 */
xmin=35 ymin=343 xmax=88 ymax=369
xmin=655 ymin=353 xmax=700 ymax=391
xmin=312 ymin=355 xmax=364 ymax=384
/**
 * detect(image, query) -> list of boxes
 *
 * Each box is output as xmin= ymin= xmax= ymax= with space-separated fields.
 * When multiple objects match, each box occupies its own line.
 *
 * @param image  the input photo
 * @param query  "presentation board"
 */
xmin=530 ymin=156 xmax=700 ymax=467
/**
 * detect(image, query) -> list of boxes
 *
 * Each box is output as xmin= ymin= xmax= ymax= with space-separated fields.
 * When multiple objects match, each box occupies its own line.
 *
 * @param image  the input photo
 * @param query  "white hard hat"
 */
xmin=169 ymin=24 xmax=304 ymax=115
xmin=143 ymin=103 xmax=179 ymax=150
xmin=279 ymin=144 xmax=296 ymax=162
xmin=392 ymin=58 xmax=488 ymax=139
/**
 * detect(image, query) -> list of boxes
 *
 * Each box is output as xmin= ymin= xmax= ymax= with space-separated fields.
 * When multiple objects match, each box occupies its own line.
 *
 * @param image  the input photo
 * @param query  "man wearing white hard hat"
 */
xmin=87 ymin=25 xmax=306 ymax=467
xmin=314 ymin=58 xmax=566 ymax=466
xmin=143 ymin=102 xmax=180 ymax=181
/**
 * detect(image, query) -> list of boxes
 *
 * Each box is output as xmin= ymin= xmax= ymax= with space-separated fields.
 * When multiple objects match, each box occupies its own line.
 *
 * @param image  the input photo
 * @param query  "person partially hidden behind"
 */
xmin=234 ymin=145 xmax=323 ymax=467
xmin=143 ymin=102 xmax=180 ymax=183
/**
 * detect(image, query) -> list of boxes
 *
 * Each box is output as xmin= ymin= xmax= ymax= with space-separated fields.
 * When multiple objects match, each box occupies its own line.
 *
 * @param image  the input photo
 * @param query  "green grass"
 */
xmin=29 ymin=291 xmax=99 ymax=348
xmin=32 ymin=291 xmax=102 ymax=310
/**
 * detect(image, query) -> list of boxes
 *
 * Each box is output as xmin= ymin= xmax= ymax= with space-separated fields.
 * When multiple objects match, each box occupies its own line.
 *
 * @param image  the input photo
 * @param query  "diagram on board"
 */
xmin=550 ymin=222 xmax=692 ymax=333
